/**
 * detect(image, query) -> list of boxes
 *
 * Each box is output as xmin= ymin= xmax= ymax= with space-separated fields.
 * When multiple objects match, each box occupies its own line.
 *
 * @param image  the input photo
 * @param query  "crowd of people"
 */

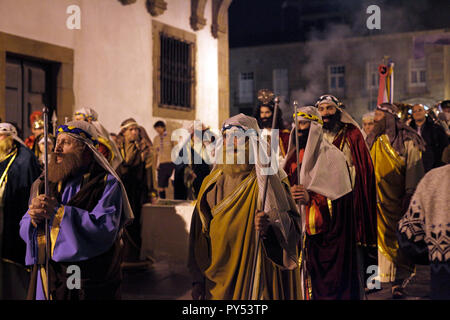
xmin=0 ymin=93 xmax=448 ymax=300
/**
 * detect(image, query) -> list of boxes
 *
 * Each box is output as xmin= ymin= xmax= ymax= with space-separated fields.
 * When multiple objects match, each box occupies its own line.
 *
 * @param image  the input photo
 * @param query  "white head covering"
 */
xmin=362 ymin=111 xmax=375 ymax=121
xmin=316 ymin=94 xmax=364 ymax=132
xmin=57 ymin=121 xmax=133 ymax=227
xmin=217 ymin=114 xmax=299 ymax=244
xmin=74 ymin=107 xmax=123 ymax=169
xmin=286 ymin=107 xmax=352 ymax=200
xmin=0 ymin=123 xmax=26 ymax=147
xmin=74 ymin=107 xmax=98 ymax=122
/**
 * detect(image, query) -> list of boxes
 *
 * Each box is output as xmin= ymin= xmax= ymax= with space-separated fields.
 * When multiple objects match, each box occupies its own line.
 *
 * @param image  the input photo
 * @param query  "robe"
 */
xmin=188 ymin=168 xmax=302 ymax=300
xmin=370 ymin=134 xmax=424 ymax=282
xmin=284 ymin=148 xmax=360 ymax=299
xmin=117 ymin=140 xmax=156 ymax=263
xmin=0 ymin=142 xmax=40 ymax=299
xmin=324 ymin=123 xmax=378 ymax=286
xmin=20 ymin=164 xmax=124 ymax=300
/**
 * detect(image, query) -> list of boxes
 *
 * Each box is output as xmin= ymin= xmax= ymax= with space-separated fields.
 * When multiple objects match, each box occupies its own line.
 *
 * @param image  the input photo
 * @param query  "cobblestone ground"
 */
xmin=121 ymin=261 xmax=431 ymax=300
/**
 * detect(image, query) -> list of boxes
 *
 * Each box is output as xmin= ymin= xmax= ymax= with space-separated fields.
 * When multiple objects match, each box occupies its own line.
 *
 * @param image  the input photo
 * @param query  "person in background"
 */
xmin=362 ymin=112 xmax=375 ymax=139
xmin=25 ymin=111 xmax=46 ymax=159
xmin=0 ymin=123 xmax=40 ymax=299
xmin=367 ymin=103 xmax=425 ymax=298
xmin=408 ymin=104 xmax=448 ymax=172
xmin=153 ymin=121 xmax=175 ymax=199
xmin=37 ymin=136 xmax=55 ymax=170
xmin=397 ymin=156 xmax=450 ymax=299
xmin=117 ymin=118 xmax=157 ymax=270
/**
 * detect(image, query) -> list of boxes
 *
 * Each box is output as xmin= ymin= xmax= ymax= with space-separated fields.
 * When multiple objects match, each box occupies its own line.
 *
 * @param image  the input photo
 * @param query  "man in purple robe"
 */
xmin=20 ymin=121 xmax=133 ymax=300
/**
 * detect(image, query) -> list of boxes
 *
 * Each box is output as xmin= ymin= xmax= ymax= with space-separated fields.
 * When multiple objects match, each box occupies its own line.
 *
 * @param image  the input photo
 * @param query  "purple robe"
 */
xmin=19 ymin=173 xmax=123 ymax=300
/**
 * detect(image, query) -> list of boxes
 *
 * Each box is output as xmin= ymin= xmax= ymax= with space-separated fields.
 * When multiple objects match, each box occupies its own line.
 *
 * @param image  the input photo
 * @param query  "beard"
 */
xmin=297 ymin=129 xmax=310 ymax=149
xmin=259 ymin=117 xmax=273 ymax=129
xmin=48 ymin=151 xmax=84 ymax=183
xmin=0 ymin=136 xmax=14 ymax=161
xmin=218 ymin=141 xmax=253 ymax=176
xmin=371 ymin=117 xmax=386 ymax=138
xmin=322 ymin=110 xmax=342 ymax=131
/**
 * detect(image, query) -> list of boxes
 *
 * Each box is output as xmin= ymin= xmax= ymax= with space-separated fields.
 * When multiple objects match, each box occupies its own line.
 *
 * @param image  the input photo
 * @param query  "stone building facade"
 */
xmin=230 ymin=29 xmax=450 ymax=124
xmin=0 ymin=0 xmax=232 ymax=139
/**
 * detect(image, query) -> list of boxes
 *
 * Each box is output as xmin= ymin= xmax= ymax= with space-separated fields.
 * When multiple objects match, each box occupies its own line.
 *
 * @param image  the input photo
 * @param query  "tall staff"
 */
xmin=248 ymin=97 xmax=280 ymax=299
xmin=293 ymin=101 xmax=307 ymax=299
xmin=42 ymin=106 xmax=50 ymax=300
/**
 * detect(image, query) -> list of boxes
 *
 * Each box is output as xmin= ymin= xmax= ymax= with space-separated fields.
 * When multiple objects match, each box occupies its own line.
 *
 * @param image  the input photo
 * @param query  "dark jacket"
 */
xmin=410 ymin=117 xmax=449 ymax=172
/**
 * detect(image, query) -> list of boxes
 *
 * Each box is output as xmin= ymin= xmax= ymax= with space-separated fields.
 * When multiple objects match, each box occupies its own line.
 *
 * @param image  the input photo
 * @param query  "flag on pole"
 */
xmin=377 ymin=62 xmax=394 ymax=105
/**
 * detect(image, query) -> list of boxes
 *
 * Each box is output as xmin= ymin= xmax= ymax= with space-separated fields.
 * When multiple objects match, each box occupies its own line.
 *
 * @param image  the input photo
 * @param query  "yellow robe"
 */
xmin=370 ymin=134 xmax=424 ymax=282
xmin=188 ymin=168 xmax=302 ymax=300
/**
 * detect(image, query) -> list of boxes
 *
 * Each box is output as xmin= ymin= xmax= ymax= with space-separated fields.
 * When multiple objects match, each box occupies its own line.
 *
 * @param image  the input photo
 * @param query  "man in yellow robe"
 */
xmin=367 ymin=103 xmax=425 ymax=298
xmin=188 ymin=114 xmax=302 ymax=300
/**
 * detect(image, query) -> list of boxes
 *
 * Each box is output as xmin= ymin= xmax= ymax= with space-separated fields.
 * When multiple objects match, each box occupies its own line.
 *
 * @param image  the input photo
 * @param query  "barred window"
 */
xmin=160 ymin=33 xmax=194 ymax=109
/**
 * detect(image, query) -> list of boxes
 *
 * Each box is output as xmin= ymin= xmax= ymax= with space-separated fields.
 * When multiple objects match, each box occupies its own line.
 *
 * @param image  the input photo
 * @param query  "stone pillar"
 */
xmin=212 ymin=0 xmax=232 ymax=127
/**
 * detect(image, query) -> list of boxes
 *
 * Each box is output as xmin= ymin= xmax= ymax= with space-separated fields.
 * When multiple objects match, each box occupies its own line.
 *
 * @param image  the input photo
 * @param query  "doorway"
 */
xmin=5 ymin=54 xmax=58 ymax=139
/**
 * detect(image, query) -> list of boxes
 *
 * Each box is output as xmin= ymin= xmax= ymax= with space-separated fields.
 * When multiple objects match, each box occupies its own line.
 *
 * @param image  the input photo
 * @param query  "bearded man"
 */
xmin=0 ymin=123 xmax=40 ymax=299
xmin=188 ymin=114 xmax=302 ymax=300
xmin=315 ymin=95 xmax=378 ymax=294
xmin=253 ymin=89 xmax=290 ymax=161
xmin=367 ymin=103 xmax=425 ymax=298
xmin=283 ymin=106 xmax=360 ymax=299
xmin=116 ymin=118 xmax=157 ymax=269
xmin=20 ymin=121 xmax=133 ymax=300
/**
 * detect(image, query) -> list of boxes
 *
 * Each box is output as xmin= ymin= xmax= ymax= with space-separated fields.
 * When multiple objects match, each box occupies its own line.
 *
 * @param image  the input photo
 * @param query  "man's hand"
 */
xmin=254 ymin=210 xmax=270 ymax=236
xmin=192 ymin=282 xmax=205 ymax=300
xmin=290 ymin=184 xmax=310 ymax=205
xmin=28 ymin=195 xmax=58 ymax=228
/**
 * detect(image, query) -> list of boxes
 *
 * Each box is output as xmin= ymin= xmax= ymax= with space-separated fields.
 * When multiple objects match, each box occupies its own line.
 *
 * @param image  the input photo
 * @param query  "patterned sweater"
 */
xmin=398 ymin=164 xmax=450 ymax=299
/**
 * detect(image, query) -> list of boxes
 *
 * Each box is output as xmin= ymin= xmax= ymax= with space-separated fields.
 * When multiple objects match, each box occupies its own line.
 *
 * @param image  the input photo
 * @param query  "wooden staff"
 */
xmin=248 ymin=97 xmax=280 ymax=299
xmin=293 ymin=101 xmax=307 ymax=298
xmin=42 ymin=106 xmax=50 ymax=300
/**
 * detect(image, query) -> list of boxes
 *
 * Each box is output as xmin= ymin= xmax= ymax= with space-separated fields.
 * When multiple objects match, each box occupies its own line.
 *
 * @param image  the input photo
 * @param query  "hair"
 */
xmin=153 ymin=120 xmax=166 ymax=129
xmin=252 ymin=104 xmax=284 ymax=130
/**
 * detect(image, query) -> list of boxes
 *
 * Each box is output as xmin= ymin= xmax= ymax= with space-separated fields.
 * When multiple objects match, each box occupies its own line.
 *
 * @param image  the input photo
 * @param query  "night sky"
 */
xmin=228 ymin=0 xmax=450 ymax=48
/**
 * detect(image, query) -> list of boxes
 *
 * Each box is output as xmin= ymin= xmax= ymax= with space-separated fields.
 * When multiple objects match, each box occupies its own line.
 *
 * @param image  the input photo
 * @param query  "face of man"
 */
xmin=374 ymin=109 xmax=385 ymax=122
xmin=221 ymin=132 xmax=252 ymax=175
xmin=259 ymin=106 xmax=273 ymax=129
xmin=0 ymin=134 xmax=14 ymax=159
xmin=124 ymin=125 xmax=140 ymax=142
xmin=73 ymin=114 xmax=85 ymax=122
xmin=155 ymin=126 xmax=165 ymax=135
xmin=54 ymin=134 xmax=83 ymax=164
xmin=49 ymin=133 xmax=86 ymax=183
xmin=296 ymin=120 xmax=311 ymax=149
xmin=372 ymin=110 xmax=387 ymax=136
xmin=444 ymin=107 xmax=450 ymax=122
xmin=412 ymin=104 xmax=426 ymax=123
xmin=362 ymin=119 xmax=375 ymax=135
xmin=317 ymin=103 xmax=340 ymax=130
xmin=31 ymin=127 xmax=44 ymax=137
xmin=39 ymin=141 xmax=54 ymax=155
